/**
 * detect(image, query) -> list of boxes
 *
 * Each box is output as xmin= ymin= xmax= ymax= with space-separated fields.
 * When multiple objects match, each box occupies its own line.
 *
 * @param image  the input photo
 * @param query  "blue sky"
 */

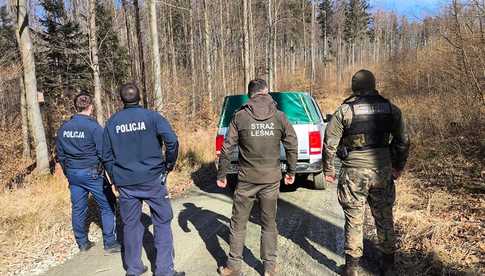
xmin=0 ymin=0 xmax=448 ymax=21
xmin=370 ymin=0 xmax=447 ymax=20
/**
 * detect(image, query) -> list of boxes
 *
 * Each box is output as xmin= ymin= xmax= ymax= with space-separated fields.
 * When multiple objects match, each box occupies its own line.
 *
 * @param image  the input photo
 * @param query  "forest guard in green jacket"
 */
xmin=217 ymin=79 xmax=298 ymax=276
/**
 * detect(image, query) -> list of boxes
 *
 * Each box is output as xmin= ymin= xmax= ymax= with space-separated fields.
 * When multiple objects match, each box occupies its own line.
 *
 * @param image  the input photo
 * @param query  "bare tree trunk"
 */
xmin=148 ymin=0 xmax=163 ymax=111
xmin=226 ymin=1 xmax=234 ymax=94
xmin=72 ymin=0 xmax=82 ymax=23
xmin=134 ymin=0 xmax=148 ymax=108
xmin=242 ymin=0 xmax=250 ymax=92
xmin=219 ymin=0 xmax=227 ymax=95
xmin=272 ymin=1 xmax=277 ymax=91
xmin=301 ymin=0 xmax=306 ymax=78
xmin=89 ymin=0 xmax=105 ymax=124
xmin=168 ymin=7 xmax=177 ymax=87
xmin=15 ymin=0 xmax=49 ymax=173
xmin=248 ymin=0 xmax=255 ymax=79
xmin=189 ymin=0 xmax=196 ymax=115
xmin=267 ymin=0 xmax=273 ymax=91
xmin=203 ymin=0 xmax=212 ymax=102
xmin=197 ymin=7 xmax=205 ymax=94
xmin=322 ymin=11 xmax=328 ymax=60
xmin=19 ymin=76 xmax=31 ymax=159
xmin=121 ymin=0 xmax=136 ymax=79
xmin=336 ymin=34 xmax=342 ymax=94
xmin=310 ymin=0 xmax=316 ymax=93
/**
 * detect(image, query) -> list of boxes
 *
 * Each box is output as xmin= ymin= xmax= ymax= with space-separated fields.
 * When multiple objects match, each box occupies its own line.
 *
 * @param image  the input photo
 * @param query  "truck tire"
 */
xmin=313 ymin=171 xmax=327 ymax=190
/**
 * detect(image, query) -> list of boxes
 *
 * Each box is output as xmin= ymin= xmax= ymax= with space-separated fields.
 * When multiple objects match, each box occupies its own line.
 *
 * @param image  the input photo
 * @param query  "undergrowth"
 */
xmin=0 ymin=66 xmax=483 ymax=275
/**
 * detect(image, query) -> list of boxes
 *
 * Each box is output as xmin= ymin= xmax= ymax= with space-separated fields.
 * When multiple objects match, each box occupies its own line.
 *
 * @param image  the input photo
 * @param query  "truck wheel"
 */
xmin=313 ymin=172 xmax=327 ymax=190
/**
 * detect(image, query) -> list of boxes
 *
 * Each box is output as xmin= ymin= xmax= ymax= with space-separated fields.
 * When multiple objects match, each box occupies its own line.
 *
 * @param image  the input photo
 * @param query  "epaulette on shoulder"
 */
xmin=342 ymin=95 xmax=356 ymax=104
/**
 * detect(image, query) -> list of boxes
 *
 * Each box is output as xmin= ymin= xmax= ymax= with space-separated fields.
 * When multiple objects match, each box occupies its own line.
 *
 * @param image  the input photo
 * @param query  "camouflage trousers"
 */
xmin=338 ymin=166 xmax=396 ymax=258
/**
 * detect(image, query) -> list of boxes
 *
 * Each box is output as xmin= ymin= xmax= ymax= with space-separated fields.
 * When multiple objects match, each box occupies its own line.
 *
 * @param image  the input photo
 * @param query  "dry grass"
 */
xmin=168 ymin=122 xmax=217 ymax=196
xmin=0 ymin=131 xmax=32 ymax=190
xmin=0 ymin=173 xmax=76 ymax=275
xmin=394 ymin=175 xmax=484 ymax=275
xmin=379 ymin=42 xmax=484 ymax=274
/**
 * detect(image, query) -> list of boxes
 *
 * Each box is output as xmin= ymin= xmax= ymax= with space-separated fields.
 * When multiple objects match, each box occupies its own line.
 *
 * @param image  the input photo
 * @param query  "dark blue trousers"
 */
xmin=118 ymin=177 xmax=174 ymax=276
xmin=66 ymin=168 xmax=117 ymax=249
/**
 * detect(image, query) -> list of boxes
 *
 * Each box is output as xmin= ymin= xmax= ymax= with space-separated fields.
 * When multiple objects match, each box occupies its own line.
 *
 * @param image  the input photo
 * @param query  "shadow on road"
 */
xmin=189 ymin=162 xmax=342 ymax=274
xmin=178 ymin=203 xmax=263 ymax=274
xmin=87 ymin=196 xmax=157 ymax=273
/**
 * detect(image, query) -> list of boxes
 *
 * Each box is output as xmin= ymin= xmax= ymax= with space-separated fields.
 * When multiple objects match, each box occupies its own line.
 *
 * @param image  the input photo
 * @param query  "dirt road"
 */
xmin=43 ymin=172 xmax=355 ymax=276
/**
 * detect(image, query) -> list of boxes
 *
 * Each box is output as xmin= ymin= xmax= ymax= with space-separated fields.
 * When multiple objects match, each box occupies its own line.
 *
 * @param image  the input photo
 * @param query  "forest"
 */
xmin=0 ymin=0 xmax=483 ymax=275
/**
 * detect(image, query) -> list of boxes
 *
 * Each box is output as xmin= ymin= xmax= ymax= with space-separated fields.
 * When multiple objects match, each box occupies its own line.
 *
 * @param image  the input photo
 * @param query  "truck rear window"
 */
xmin=218 ymin=92 xmax=321 ymax=128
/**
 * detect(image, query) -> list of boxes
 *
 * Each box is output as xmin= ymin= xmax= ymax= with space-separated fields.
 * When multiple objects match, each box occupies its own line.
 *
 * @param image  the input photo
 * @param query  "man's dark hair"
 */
xmin=74 ymin=92 xmax=92 ymax=112
xmin=248 ymin=79 xmax=268 ymax=97
xmin=119 ymin=82 xmax=141 ymax=104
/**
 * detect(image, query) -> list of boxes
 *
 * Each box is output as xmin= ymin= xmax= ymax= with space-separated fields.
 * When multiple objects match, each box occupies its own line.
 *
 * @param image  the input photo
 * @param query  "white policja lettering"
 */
xmin=63 ymin=130 xmax=85 ymax=139
xmin=116 ymin=121 xmax=147 ymax=134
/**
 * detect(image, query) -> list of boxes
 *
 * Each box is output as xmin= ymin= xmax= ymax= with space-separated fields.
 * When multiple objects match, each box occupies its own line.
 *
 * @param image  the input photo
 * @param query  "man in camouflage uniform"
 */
xmin=323 ymin=70 xmax=410 ymax=276
xmin=217 ymin=79 xmax=298 ymax=276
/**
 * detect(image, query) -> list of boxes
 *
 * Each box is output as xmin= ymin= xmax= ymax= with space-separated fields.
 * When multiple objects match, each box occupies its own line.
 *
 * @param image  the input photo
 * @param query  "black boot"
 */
xmin=104 ymin=242 xmax=122 ymax=254
xmin=342 ymin=254 xmax=359 ymax=276
xmin=79 ymin=241 xmax=95 ymax=252
xmin=381 ymin=254 xmax=396 ymax=276
xmin=126 ymin=265 xmax=148 ymax=276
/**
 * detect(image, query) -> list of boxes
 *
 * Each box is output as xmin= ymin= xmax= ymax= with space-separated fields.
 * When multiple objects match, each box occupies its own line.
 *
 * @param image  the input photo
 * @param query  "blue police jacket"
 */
xmin=102 ymin=104 xmax=179 ymax=186
xmin=56 ymin=114 xmax=104 ymax=171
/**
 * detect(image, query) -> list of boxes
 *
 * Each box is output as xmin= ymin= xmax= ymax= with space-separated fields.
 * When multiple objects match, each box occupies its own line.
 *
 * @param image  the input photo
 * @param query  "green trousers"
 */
xmin=227 ymin=181 xmax=280 ymax=272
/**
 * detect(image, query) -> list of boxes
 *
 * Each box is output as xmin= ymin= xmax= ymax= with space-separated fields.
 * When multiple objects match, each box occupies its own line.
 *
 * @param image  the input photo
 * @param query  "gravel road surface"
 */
xmin=42 ymin=171 xmax=378 ymax=276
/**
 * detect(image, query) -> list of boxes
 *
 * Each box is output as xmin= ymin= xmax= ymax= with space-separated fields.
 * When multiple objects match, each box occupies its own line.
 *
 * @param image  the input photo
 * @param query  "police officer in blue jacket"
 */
xmin=56 ymin=93 xmax=121 ymax=253
xmin=102 ymin=83 xmax=184 ymax=276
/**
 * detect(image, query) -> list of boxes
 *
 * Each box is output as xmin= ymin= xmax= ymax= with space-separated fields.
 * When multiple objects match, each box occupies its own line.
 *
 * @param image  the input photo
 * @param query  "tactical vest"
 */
xmin=342 ymin=94 xmax=393 ymax=151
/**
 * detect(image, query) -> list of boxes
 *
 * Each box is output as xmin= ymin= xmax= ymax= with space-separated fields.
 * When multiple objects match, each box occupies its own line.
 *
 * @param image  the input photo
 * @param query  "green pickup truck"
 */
xmin=215 ymin=92 xmax=330 ymax=189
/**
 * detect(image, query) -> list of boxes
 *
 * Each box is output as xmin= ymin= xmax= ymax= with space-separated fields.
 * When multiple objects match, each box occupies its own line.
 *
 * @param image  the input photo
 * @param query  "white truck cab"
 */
xmin=216 ymin=92 xmax=329 ymax=189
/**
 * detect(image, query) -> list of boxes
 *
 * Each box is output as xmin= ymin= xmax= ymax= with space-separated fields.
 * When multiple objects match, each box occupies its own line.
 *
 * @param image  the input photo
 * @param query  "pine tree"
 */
xmin=0 ymin=6 xmax=18 ymax=64
xmin=317 ymin=0 xmax=335 ymax=58
xmin=95 ymin=2 xmax=129 ymax=95
xmin=36 ymin=0 xmax=90 ymax=98
xmin=343 ymin=0 xmax=371 ymax=43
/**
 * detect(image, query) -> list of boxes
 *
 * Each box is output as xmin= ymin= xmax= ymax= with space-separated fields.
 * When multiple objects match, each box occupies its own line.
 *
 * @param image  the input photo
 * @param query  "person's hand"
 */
xmin=217 ymin=178 xmax=227 ymax=188
xmin=284 ymin=174 xmax=295 ymax=185
xmin=325 ymin=174 xmax=336 ymax=184
xmin=166 ymin=163 xmax=175 ymax=172
xmin=111 ymin=185 xmax=119 ymax=198
xmin=392 ymin=168 xmax=402 ymax=180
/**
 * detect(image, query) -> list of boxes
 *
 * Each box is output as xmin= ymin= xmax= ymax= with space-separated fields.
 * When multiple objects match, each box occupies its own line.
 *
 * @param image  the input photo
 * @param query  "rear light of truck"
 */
xmin=216 ymin=135 xmax=225 ymax=156
xmin=309 ymin=131 xmax=322 ymax=154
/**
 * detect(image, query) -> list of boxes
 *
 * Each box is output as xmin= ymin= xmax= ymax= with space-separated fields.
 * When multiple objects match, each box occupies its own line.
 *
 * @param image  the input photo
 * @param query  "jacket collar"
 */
xmin=354 ymin=89 xmax=379 ymax=96
xmin=124 ymin=103 xmax=142 ymax=109
xmin=73 ymin=113 xmax=95 ymax=121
